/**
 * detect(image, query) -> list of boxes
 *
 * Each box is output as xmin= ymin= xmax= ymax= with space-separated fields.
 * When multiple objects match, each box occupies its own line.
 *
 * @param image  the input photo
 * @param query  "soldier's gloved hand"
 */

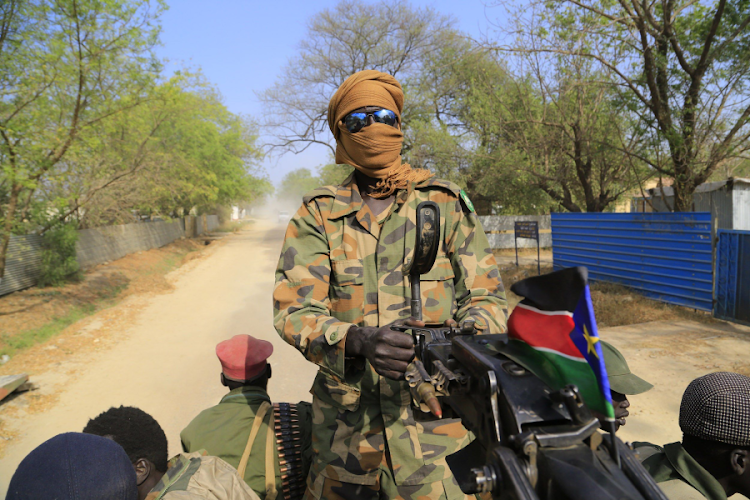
xmin=345 ymin=319 xmax=416 ymax=380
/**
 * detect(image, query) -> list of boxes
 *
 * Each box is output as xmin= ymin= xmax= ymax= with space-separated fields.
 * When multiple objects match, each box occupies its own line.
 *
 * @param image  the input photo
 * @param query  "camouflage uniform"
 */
xmin=273 ymin=173 xmax=507 ymax=499
xmin=146 ymin=451 xmax=260 ymax=500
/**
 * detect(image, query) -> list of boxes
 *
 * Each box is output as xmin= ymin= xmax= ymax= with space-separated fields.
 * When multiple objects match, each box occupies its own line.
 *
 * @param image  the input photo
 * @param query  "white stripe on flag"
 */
xmin=516 ymin=302 xmax=574 ymax=318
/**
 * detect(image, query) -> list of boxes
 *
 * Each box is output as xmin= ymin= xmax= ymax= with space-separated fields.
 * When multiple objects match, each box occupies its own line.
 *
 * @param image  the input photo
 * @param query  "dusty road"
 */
xmin=0 ymin=220 xmax=317 ymax=491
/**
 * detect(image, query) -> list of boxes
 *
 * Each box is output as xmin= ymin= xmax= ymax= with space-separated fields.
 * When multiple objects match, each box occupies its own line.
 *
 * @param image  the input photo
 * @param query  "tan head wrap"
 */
xmin=328 ymin=70 xmax=432 ymax=198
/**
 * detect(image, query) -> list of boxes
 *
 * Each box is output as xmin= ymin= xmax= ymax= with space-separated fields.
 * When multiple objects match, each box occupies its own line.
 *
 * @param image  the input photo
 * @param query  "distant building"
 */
xmin=631 ymin=177 xmax=750 ymax=230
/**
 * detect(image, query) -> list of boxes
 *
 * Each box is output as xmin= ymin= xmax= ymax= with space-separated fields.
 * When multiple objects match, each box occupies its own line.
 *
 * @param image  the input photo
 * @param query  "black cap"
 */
xmin=7 ymin=432 xmax=138 ymax=500
xmin=679 ymin=372 xmax=750 ymax=447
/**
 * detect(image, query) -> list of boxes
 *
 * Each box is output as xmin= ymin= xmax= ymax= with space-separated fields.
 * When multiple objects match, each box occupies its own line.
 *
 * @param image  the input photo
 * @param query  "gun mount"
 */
xmin=394 ymin=202 xmax=668 ymax=500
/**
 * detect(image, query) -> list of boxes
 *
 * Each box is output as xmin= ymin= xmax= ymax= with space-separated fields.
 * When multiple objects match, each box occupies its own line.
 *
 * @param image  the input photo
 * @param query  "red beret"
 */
xmin=216 ymin=334 xmax=273 ymax=382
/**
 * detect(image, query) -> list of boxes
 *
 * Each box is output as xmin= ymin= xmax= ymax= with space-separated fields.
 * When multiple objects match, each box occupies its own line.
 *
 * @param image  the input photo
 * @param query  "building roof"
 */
xmin=645 ymin=178 xmax=750 ymax=197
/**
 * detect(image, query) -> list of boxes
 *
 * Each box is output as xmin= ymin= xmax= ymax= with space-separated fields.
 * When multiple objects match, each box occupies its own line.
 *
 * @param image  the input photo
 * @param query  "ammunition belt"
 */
xmin=274 ymin=403 xmax=305 ymax=500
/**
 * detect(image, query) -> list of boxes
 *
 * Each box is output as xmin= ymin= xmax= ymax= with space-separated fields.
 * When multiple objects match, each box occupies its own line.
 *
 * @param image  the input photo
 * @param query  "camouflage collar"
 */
xmin=328 ymin=171 xmax=410 ymax=220
xmin=328 ymin=172 xmax=362 ymax=220
xmin=146 ymin=452 xmax=205 ymax=500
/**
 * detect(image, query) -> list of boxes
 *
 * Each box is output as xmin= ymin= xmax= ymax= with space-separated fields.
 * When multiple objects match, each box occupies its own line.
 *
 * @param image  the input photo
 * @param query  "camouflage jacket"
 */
xmin=273 ymin=173 xmax=507 ymax=486
xmin=146 ymin=451 xmax=260 ymax=500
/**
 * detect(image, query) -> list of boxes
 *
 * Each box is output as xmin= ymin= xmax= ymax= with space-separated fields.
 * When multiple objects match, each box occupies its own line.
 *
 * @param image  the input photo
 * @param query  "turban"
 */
xmin=328 ymin=70 xmax=431 ymax=197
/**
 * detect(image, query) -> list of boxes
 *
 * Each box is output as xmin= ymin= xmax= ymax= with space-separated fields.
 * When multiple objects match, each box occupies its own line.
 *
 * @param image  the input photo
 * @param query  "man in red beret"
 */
xmin=181 ymin=335 xmax=312 ymax=500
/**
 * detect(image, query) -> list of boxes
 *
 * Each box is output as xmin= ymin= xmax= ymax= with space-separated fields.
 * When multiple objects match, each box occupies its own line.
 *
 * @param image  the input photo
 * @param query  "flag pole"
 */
xmin=605 ymin=420 xmax=621 ymax=468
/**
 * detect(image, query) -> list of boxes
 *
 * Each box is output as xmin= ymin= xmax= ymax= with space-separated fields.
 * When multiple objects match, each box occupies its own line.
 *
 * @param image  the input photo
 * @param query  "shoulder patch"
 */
xmin=415 ymin=177 xmax=462 ymax=197
xmin=302 ymin=185 xmax=336 ymax=204
xmin=459 ymin=190 xmax=476 ymax=213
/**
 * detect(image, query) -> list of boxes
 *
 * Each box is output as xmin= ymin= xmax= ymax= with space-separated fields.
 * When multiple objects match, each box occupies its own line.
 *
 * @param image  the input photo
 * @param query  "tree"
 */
xmin=278 ymin=168 xmax=322 ymax=203
xmin=259 ymin=0 xmax=455 ymax=157
xmin=55 ymin=76 xmax=268 ymax=226
xmin=318 ymin=163 xmax=352 ymax=186
xmin=498 ymin=0 xmax=750 ymax=211
xmin=497 ymin=42 xmax=644 ymax=212
xmin=0 ymin=0 xmax=164 ymax=278
xmin=404 ymin=33 xmax=553 ymax=214
xmin=407 ymin=30 xmax=638 ymax=213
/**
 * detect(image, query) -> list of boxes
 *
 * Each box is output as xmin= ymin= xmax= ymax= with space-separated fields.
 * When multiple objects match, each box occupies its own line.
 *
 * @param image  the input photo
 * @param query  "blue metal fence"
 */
xmin=715 ymin=230 xmax=750 ymax=325
xmin=551 ymin=213 xmax=713 ymax=311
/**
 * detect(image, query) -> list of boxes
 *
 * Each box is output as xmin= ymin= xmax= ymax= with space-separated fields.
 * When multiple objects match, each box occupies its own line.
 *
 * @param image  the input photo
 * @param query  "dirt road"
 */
xmin=0 ymin=220 xmax=317 ymax=491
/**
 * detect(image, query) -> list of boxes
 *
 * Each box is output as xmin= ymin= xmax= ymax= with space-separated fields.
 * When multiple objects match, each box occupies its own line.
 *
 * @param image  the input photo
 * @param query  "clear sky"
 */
xmin=154 ymin=1 xmax=506 ymax=186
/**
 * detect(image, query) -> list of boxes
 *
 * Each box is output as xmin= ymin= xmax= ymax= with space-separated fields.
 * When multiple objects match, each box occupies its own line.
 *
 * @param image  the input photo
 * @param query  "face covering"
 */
xmin=336 ymin=121 xmax=403 ymax=179
xmin=328 ymin=70 xmax=433 ymax=197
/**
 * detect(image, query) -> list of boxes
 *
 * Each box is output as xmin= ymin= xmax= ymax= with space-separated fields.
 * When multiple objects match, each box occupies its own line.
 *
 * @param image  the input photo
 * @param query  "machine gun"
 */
xmin=394 ymin=201 xmax=668 ymax=500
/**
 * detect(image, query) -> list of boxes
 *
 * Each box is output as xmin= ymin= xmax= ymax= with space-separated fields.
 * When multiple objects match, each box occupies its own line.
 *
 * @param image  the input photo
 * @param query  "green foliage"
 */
xmin=279 ymin=168 xmax=323 ymax=202
xmin=318 ymin=164 xmax=353 ymax=186
xmin=0 ymin=305 xmax=94 ymax=357
xmin=0 ymin=0 xmax=269 ymax=284
xmin=405 ymin=30 xmax=636 ymax=213
xmin=38 ymin=223 xmax=81 ymax=287
xmin=517 ymin=0 xmax=750 ymax=210
xmin=0 ymin=0 xmax=165 ymax=278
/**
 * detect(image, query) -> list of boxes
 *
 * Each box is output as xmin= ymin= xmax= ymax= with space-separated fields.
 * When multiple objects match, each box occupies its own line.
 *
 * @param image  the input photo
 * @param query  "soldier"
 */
xmin=7 ymin=432 xmax=138 ymax=500
xmin=83 ymin=406 xmax=260 ymax=500
xmin=635 ymin=372 xmax=750 ymax=500
xmin=599 ymin=340 xmax=653 ymax=430
xmin=273 ymin=70 xmax=507 ymax=499
xmin=181 ymin=334 xmax=312 ymax=500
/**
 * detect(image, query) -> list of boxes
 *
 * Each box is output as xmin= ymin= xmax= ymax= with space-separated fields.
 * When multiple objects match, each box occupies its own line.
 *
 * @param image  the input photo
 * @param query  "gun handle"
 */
xmin=410 ymin=272 xmax=422 ymax=321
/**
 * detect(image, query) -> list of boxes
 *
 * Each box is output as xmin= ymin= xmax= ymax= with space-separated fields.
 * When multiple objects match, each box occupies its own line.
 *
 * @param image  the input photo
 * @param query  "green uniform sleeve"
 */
xmin=273 ymin=200 xmax=352 ymax=379
xmin=448 ymin=200 xmax=508 ymax=333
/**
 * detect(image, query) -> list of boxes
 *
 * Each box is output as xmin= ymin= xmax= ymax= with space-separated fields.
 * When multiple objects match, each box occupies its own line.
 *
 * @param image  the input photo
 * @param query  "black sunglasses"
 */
xmin=343 ymin=108 xmax=398 ymax=133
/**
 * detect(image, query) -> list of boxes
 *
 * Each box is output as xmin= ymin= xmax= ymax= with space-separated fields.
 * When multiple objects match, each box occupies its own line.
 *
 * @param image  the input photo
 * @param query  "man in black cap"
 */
xmin=7 ymin=432 xmax=138 ymax=500
xmin=600 ymin=340 xmax=653 ymax=429
xmin=635 ymin=372 xmax=750 ymax=500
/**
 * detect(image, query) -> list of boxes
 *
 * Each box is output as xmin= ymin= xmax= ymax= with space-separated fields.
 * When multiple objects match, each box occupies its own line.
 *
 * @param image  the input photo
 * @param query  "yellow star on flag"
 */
xmin=582 ymin=324 xmax=599 ymax=357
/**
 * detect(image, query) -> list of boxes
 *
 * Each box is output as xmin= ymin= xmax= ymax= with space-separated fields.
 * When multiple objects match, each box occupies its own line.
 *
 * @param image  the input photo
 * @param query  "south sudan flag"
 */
xmin=505 ymin=267 xmax=615 ymax=420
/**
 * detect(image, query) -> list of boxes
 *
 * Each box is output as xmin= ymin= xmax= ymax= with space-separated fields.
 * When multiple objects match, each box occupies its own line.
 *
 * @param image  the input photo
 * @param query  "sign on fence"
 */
xmin=514 ymin=221 xmax=541 ymax=275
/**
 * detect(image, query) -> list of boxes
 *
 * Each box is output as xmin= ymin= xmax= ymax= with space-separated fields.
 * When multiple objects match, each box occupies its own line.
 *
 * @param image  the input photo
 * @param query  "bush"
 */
xmin=38 ymin=223 xmax=82 ymax=287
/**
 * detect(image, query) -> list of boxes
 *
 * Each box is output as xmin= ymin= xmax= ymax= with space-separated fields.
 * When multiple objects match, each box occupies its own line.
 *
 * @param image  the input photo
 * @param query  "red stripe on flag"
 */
xmin=508 ymin=305 xmax=583 ymax=359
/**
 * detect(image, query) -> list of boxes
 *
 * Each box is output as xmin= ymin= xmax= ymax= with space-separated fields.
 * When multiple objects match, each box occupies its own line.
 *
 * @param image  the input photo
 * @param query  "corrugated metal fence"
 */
xmin=0 ymin=215 xmax=219 ymax=297
xmin=715 ymin=230 xmax=750 ymax=325
xmin=551 ymin=213 xmax=713 ymax=311
xmin=77 ymin=219 xmax=185 ymax=269
xmin=0 ymin=235 xmax=43 ymax=297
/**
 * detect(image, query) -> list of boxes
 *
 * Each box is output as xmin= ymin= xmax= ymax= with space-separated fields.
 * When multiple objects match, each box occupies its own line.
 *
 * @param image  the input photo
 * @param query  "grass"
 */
xmin=588 ymin=282 xmax=715 ymax=328
xmin=0 ymin=279 xmax=129 ymax=357
xmin=0 ymin=305 xmax=94 ymax=357
xmin=0 ymin=239 xmax=202 ymax=358
xmin=499 ymin=262 xmax=716 ymax=328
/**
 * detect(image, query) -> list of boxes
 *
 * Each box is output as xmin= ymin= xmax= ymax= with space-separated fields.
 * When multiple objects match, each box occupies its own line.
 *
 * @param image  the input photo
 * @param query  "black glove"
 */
xmin=345 ymin=319 xmax=419 ymax=380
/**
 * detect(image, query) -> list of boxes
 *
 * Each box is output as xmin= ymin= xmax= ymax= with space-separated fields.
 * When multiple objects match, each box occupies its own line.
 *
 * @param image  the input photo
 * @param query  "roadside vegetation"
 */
xmin=0 ymin=238 xmax=204 ymax=358
xmin=0 ymin=0 xmax=271 ymax=283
